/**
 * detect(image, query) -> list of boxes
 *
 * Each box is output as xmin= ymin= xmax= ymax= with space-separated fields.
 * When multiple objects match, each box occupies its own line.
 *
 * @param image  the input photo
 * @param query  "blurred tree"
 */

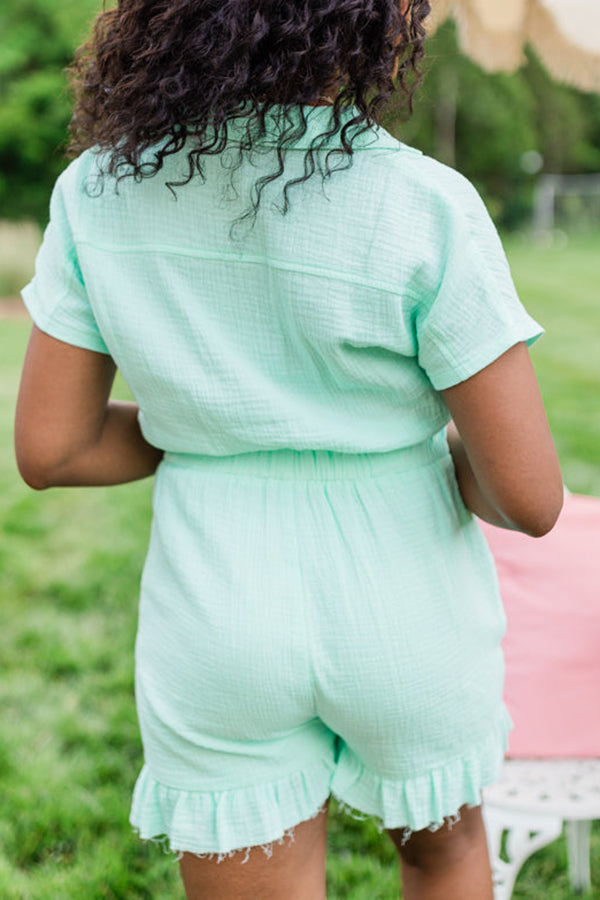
xmin=0 ymin=0 xmax=100 ymax=222
xmin=1 ymin=7 xmax=600 ymax=228
xmin=523 ymin=50 xmax=600 ymax=174
xmin=384 ymin=21 xmax=600 ymax=229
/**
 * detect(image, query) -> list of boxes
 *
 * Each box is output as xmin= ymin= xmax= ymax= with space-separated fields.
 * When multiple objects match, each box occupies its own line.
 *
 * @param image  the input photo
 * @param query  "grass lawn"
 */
xmin=0 ymin=232 xmax=599 ymax=898
xmin=504 ymin=232 xmax=600 ymax=497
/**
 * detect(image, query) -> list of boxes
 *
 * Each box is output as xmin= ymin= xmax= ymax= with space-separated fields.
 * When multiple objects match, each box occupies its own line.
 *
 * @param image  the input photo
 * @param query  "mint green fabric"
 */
xmin=22 ymin=104 xmax=539 ymax=855
xmin=22 ymin=104 xmax=542 ymax=457
xmin=130 ymin=437 xmax=511 ymax=854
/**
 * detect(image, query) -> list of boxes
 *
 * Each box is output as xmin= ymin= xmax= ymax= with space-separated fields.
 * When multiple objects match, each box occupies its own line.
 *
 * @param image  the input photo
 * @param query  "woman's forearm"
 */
xmin=446 ymin=422 xmax=514 ymax=530
xmin=30 ymin=401 xmax=163 ymax=489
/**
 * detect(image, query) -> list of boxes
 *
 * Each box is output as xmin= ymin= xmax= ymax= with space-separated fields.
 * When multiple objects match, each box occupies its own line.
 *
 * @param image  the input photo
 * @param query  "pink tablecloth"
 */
xmin=480 ymin=493 xmax=600 ymax=757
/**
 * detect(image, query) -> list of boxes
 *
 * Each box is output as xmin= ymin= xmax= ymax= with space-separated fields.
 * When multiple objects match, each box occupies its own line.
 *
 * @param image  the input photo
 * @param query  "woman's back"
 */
xmin=24 ymin=104 xmax=540 ymax=457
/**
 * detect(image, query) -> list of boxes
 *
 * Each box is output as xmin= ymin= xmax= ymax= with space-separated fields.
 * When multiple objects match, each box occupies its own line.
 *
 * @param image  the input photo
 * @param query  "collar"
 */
xmin=225 ymin=103 xmax=415 ymax=153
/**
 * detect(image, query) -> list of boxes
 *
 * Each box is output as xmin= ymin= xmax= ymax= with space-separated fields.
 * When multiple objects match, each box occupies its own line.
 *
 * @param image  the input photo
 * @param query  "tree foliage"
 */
xmin=383 ymin=22 xmax=600 ymax=228
xmin=1 ymin=3 xmax=600 ymax=228
xmin=0 ymin=0 xmax=100 ymax=221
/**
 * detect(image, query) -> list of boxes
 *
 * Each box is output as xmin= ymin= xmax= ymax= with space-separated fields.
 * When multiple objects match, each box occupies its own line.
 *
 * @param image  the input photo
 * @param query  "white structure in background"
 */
xmin=483 ymin=759 xmax=600 ymax=900
xmin=533 ymin=173 xmax=600 ymax=234
xmin=428 ymin=0 xmax=600 ymax=92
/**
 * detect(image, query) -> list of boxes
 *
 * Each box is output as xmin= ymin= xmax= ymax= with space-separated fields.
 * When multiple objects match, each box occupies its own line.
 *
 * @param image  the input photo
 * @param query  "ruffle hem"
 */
xmin=130 ymin=708 xmax=511 ymax=856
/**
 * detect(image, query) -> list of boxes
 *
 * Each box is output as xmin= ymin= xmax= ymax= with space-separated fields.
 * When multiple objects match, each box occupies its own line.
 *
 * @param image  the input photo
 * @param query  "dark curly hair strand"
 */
xmin=68 ymin=0 xmax=431 ymax=228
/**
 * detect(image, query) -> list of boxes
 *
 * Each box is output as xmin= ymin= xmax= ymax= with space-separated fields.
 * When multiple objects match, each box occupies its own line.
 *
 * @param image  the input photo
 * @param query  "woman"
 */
xmin=15 ymin=0 xmax=563 ymax=896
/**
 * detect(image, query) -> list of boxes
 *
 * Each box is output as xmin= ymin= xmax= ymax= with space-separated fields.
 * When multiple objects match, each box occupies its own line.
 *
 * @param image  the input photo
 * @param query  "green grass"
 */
xmin=504 ymin=232 xmax=600 ymax=497
xmin=1 ymin=232 xmax=599 ymax=898
xmin=0 ymin=222 xmax=41 ymax=298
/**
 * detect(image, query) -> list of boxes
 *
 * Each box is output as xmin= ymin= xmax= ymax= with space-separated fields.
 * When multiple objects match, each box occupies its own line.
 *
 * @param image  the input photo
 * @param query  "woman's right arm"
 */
xmin=441 ymin=341 xmax=563 ymax=537
xmin=15 ymin=326 xmax=163 ymax=490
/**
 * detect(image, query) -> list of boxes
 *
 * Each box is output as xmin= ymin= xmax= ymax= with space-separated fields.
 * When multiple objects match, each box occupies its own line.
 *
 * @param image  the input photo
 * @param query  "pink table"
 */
xmin=480 ymin=492 xmax=600 ymax=758
xmin=480 ymin=493 xmax=600 ymax=898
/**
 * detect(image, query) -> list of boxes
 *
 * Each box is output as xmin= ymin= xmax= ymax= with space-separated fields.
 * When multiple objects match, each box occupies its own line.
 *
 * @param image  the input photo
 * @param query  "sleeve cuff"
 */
xmin=21 ymin=283 xmax=111 ymax=356
xmin=428 ymin=324 xmax=544 ymax=391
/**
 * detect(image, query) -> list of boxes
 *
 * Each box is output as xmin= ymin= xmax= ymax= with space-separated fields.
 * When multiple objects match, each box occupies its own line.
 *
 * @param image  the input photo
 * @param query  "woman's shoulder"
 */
xmin=53 ymin=149 xmax=104 ymax=191
xmin=372 ymin=137 xmax=485 ymax=217
xmin=50 ymin=146 xmax=161 ymax=233
xmin=357 ymin=137 xmax=492 ymax=256
xmin=48 ymin=149 xmax=113 ymax=221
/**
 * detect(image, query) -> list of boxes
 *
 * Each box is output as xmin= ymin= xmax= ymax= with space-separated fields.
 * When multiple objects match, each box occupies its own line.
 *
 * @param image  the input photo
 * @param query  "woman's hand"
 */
xmin=442 ymin=341 xmax=563 ymax=537
xmin=15 ymin=325 xmax=163 ymax=489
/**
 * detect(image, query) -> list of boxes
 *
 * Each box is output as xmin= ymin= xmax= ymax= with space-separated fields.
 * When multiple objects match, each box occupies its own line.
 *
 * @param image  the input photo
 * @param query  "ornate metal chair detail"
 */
xmin=479 ymin=492 xmax=600 ymax=899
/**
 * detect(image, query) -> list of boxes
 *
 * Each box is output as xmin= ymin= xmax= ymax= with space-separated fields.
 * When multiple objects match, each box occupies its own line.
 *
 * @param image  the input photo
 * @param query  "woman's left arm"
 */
xmin=15 ymin=325 xmax=163 ymax=490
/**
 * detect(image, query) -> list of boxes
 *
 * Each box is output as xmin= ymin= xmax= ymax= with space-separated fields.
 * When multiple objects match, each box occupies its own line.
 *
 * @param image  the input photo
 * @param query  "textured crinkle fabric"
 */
xmin=130 ymin=758 xmax=336 ymax=857
xmin=129 ymin=438 xmax=511 ymax=854
xmin=329 ymin=706 xmax=511 ymax=832
xmin=22 ymin=104 xmax=533 ymax=855
xmin=22 ymin=103 xmax=542 ymax=456
xmin=129 ymin=710 xmax=511 ymax=856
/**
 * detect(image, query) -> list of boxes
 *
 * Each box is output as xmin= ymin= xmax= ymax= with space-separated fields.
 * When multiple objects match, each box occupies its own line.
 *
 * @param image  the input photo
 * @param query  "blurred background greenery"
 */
xmin=1 ymin=0 xmax=600 ymax=295
xmin=2 ymin=0 xmax=600 ymax=229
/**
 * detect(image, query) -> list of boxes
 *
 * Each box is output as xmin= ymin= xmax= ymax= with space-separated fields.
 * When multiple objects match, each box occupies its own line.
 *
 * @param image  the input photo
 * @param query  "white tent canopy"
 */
xmin=428 ymin=0 xmax=600 ymax=92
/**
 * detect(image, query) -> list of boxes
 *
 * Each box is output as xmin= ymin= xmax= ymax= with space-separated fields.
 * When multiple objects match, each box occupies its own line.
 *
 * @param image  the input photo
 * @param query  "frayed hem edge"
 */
xmin=132 ymin=799 xmax=330 ymax=864
xmin=332 ymin=795 xmax=481 ymax=846
xmin=132 ymin=795 xmax=481 ymax=862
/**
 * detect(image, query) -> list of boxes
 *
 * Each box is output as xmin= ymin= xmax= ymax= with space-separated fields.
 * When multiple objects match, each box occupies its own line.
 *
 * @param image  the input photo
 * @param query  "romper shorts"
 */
xmin=129 ymin=430 xmax=511 ymax=855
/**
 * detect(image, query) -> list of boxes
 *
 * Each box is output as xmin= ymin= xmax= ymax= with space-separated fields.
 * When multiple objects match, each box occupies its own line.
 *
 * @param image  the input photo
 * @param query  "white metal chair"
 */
xmin=483 ymin=759 xmax=600 ymax=898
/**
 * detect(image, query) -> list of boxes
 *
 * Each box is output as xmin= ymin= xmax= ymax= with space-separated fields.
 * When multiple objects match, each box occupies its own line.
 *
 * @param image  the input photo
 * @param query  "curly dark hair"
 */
xmin=68 ymin=0 xmax=431 ymax=228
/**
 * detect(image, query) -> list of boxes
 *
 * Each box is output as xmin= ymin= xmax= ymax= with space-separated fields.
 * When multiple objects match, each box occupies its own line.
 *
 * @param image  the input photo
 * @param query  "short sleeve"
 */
xmin=21 ymin=161 xmax=110 ymax=355
xmin=413 ymin=170 xmax=543 ymax=390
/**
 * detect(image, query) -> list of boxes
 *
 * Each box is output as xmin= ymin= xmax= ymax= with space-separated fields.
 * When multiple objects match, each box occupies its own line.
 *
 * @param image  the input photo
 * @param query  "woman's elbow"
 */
xmin=14 ymin=432 xmax=70 ymax=490
xmin=15 ymin=450 xmax=57 ymax=491
xmin=505 ymin=482 xmax=565 ymax=538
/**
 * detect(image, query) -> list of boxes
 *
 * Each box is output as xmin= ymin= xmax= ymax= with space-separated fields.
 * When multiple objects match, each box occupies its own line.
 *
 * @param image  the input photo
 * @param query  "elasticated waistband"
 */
xmin=162 ymin=431 xmax=450 ymax=481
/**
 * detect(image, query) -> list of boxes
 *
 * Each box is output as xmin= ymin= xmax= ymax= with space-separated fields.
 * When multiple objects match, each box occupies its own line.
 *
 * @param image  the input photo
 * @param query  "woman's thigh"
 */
xmin=178 ymin=804 xmax=329 ymax=900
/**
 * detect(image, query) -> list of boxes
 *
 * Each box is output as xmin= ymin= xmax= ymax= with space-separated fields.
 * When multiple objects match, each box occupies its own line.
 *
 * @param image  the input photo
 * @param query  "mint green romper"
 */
xmin=22 ymin=104 xmax=543 ymax=856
